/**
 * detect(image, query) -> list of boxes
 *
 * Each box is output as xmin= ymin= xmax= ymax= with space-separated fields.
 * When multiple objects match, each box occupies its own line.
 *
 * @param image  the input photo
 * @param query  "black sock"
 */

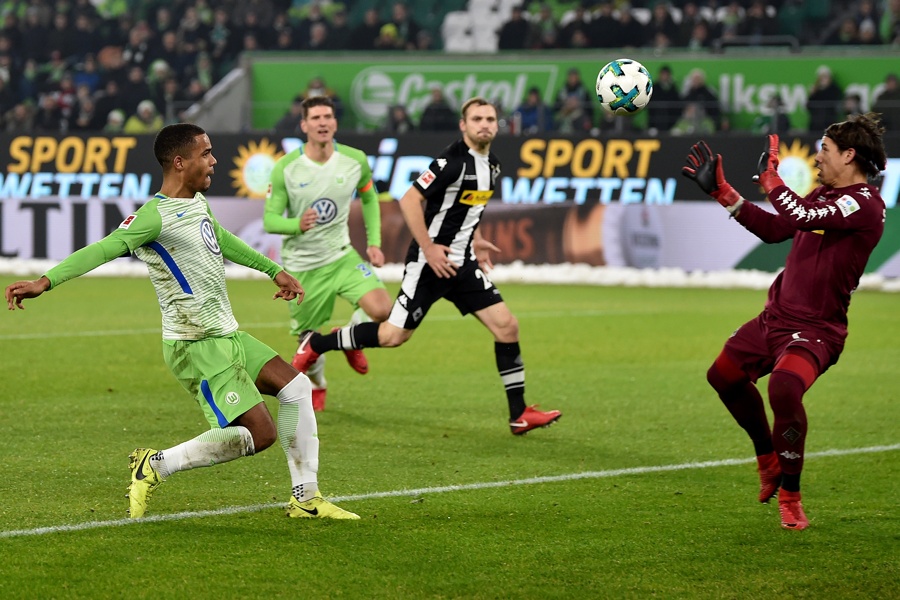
xmin=495 ymin=341 xmax=526 ymax=420
xmin=781 ymin=473 xmax=801 ymax=493
xmin=312 ymin=322 xmax=381 ymax=353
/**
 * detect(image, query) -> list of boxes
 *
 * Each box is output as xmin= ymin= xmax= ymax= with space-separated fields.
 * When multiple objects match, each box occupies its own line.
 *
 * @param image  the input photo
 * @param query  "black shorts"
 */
xmin=387 ymin=260 xmax=504 ymax=330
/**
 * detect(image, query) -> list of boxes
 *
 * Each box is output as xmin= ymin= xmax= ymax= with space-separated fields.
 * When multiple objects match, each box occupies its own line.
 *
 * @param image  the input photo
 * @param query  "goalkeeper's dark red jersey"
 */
xmin=734 ymin=182 xmax=885 ymax=340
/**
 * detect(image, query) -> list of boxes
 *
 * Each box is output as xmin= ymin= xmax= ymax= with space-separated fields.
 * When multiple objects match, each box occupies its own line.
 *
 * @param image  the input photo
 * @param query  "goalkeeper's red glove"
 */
xmin=752 ymin=134 xmax=785 ymax=193
xmin=681 ymin=140 xmax=742 ymax=212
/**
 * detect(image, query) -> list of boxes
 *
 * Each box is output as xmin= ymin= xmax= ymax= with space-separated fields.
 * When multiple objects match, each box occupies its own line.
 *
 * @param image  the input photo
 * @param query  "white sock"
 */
xmin=349 ymin=307 xmax=371 ymax=326
xmin=277 ymin=373 xmax=319 ymax=501
xmin=151 ymin=426 xmax=255 ymax=478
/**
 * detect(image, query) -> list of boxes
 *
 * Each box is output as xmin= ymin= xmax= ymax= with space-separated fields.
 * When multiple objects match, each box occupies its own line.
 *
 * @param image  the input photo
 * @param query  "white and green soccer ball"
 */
xmin=596 ymin=58 xmax=654 ymax=116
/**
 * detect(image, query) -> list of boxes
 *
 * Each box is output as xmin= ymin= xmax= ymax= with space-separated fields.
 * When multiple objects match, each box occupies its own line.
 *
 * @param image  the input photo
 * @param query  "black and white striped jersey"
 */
xmin=408 ymin=138 xmax=502 ymax=265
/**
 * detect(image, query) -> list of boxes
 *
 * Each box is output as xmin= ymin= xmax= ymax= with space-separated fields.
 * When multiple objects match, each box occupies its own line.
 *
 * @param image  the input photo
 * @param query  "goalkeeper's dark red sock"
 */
xmin=311 ymin=322 xmax=382 ymax=353
xmin=768 ymin=369 xmax=808 ymax=493
xmin=708 ymin=354 xmax=774 ymax=457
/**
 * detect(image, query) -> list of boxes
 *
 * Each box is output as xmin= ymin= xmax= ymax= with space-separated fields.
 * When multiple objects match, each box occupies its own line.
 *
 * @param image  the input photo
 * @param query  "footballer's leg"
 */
xmin=254 ymin=351 xmax=359 ymax=520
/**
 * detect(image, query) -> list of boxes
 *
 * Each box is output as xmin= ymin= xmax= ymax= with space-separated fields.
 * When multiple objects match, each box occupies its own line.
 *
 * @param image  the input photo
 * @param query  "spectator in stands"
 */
xmin=718 ymin=1 xmax=744 ymax=43
xmin=103 ymin=109 xmax=125 ymax=133
xmin=675 ymin=2 xmax=709 ymax=47
xmin=553 ymin=68 xmax=593 ymax=127
xmin=825 ymin=18 xmax=860 ymax=45
xmin=274 ymin=94 xmax=304 ymax=135
xmin=386 ymin=104 xmax=416 ymax=133
xmin=590 ymin=2 xmax=621 ymax=48
xmin=527 ymin=4 xmax=559 ymax=50
xmin=4 ymin=102 xmax=35 ymax=132
xmin=328 ymin=9 xmax=352 ymax=50
xmin=414 ymin=29 xmax=436 ymax=51
xmin=419 ymin=86 xmax=458 ymax=131
xmin=854 ymin=0 xmax=881 ymax=42
xmin=350 ymin=8 xmax=382 ymax=51
xmin=842 ymin=93 xmax=864 ymax=119
xmin=121 ymin=22 xmax=154 ymax=71
xmin=390 ymin=2 xmax=421 ymax=51
xmin=307 ymin=22 xmax=331 ymax=51
xmin=295 ymin=3 xmax=327 ymax=48
xmin=71 ymin=12 xmax=101 ymax=61
xmin=209 ymin=7 xmax=239 ymax=67
xmin=670 ymin=102 xmax=715 ymax=136
xmin=857 ymin=20 xmax=880 ymax=45
xmin=121 ymin=65 xmax=153 ymax=116
xmin=514 ymin=86 xmax=554 ymax=134
xmin=738 ymin=0 xmax=778 ymax=43
xmin=646 ymin=2 xmax=678 ymax=46
xmin=1 ymin=11 xmax=23 ymax=53
xmin=647 ymin=65 xmax=681 ymax=134
xmin=374 ymin=23 xmax=404 ymax=51
xmin=33 ymin=92 xmax=64 ymax=131
xmin=682 ymin=68 xmax=721 ymax=130
xmin=873 ymin=73 xmax=900 ymax=130
xmin=806 ymin=65 xmax=843 ymax=133
xmin=560 ymin=4 xmax=592 ymax=49
xmin=21 ymin=7 xmax=49 ymax=63
xmin=0 ymin=77 xmax=16 ymax=117
xmin=617 ymin=7 xmax=646 ymax=49
xmin=752 ymin=94 xmax=791 ymax=134
xmin=179 ymin=6 xmax=209 ymax=54
xmin=685 ymin=20 xmax=713 ymax=50
xmin=556 ymin=95 xmax=592 ymax=133
xmin=47 ymin=13 xmax=78 ymax=61
xmin=93 ymin=78 xmax=124 ymax=125
xmin=498 ymin=5 xmax=531 ymax=50
xmin=70 ymin=94 xmax=103 ymax=131
xmin=880 ymin=0 xmax=900 ymax=45
xmin=73 ymin=53 xmax=102 ymax=94
xmin=123 ymin=98 xmax=163 ymax=134
xmin=298 ymin=76 xmax=343 ymax=120
xmin=156 ymin=31 xmax=192 ymax=81
xmin=233 ymin=0 xmax=276 ymax=29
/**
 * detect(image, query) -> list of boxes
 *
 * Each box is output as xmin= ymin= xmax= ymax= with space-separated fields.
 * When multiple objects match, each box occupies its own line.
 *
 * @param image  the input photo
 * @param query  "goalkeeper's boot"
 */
xmin=332 ymin=327 xmax=368 ymax=374
xmin=126 ymin=448 xmax=164 ymax=519
xmin=778 ymin=490 xmax=809 ymax=530
xmin=287 ymin=492 xmax=360 ymax=520
xmin=311 ymin=384 xmax=327 ymax=412
xmin=509 ymin=405 xmax=562 ymax=436
xmin=291 ymin=330 xmax=320 ymax=373
xmin=757 ymin=452 xmax=782 ymax=503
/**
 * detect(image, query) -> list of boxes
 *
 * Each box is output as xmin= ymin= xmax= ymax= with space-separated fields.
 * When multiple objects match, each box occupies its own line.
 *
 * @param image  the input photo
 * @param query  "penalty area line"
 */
xmin=2 ymin=443 xmax=897 ymax=539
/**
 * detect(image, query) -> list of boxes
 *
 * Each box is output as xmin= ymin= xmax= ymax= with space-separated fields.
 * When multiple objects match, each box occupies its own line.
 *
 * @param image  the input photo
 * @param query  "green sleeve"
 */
xmin=350 ymin=146 xmax=381 ymax=248
xmin=359 ymin=183 xmax=382 ymax=248
xmin=263 ymin=156 xmax=301 ymax=235
xmin=44 ymin=203 xmax=162 ymax=289
xmin=212 ymin=214 xmax=282 ymax=279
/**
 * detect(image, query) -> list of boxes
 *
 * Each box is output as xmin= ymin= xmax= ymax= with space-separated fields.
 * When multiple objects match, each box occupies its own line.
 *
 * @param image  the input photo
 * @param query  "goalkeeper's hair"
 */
xmin=301 ymin=95 xmax=335 ymax=119
xmin=824 ymin=112 xmax=887 ymax=178
xmin=154 ymin=123 xmax=207 ymax=168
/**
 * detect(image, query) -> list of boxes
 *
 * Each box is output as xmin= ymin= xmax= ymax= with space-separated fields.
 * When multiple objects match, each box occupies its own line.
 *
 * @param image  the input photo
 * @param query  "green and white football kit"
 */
xmin=264 ymin=142 xmax=385 ymax=336
xmin=45 ymin=192 xmax=281 ymax=428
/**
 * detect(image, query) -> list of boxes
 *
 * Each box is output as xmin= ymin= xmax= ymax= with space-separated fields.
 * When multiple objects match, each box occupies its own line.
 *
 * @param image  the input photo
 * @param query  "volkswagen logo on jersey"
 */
xmin=200 ymin=218 xmax=221 ymax=255
xmin=311 ymin=197 xmax=338 ymax=224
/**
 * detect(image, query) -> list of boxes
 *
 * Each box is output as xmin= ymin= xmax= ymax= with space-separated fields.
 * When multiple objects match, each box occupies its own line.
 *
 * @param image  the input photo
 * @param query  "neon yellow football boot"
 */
xmin=126 ymin=448 xmax=163 ymax=519
xmin=286 ymin=492 xmax=360 ymax=520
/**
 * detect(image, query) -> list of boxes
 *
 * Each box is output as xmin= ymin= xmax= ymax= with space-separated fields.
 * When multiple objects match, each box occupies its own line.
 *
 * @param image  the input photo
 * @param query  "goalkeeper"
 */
xmin=682 ymin=113 xmax=887 ymax=531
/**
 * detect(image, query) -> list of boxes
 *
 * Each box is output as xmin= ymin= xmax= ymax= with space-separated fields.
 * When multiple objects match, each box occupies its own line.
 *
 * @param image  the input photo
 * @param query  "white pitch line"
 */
xmin=2 ymin=443 xmax=897 ymax=539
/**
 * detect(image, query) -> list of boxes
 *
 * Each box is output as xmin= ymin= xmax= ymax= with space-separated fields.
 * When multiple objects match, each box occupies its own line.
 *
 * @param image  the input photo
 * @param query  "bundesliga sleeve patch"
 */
xmin=416 ymin=169 xmax=436 ymax=188
xmin=119 ymin=214 xmax=137 ymax=229
xmin=835 ymin=195 xmax=861 ymax=217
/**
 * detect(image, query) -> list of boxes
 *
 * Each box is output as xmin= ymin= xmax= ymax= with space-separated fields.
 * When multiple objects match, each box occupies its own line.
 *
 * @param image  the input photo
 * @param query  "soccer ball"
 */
xmin=596 ymin=58 xmax=653 ymax=116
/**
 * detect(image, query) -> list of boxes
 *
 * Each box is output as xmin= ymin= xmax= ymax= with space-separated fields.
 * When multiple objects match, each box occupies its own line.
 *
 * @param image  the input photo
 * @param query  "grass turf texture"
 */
xmin=1 ymin=277 xmax=897 ymax=598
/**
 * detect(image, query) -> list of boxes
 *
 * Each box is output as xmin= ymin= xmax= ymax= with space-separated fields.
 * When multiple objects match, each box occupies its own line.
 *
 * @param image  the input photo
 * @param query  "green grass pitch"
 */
xmin=0 ymin=277 xmax=897 ymax=598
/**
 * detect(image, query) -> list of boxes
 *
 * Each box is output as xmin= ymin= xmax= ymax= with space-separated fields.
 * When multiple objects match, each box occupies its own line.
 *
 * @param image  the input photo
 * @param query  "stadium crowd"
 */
xmin=0 ymin=0 xmax=898 ymax=134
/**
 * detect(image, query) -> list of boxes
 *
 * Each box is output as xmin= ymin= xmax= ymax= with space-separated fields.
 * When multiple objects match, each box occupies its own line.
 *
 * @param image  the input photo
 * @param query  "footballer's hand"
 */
xmin=682 ymin=140 xmax=742 ymax=211
xmin=473 ymin=237 xmax=500 ymax=272
xmin=5 ymin=277 xmax=50 ymax=310
xmin=299 ymin=208 xmax=318 ymax=232
xmin=752 ymin=134 xmax=785 ymax=193
xmin=273 ymin=270 xmax=305 ymax=304
xmin=367 ymin=245 xmax=385 ymax=268
xmin=423 ymin=243 xmax=458 ymax=279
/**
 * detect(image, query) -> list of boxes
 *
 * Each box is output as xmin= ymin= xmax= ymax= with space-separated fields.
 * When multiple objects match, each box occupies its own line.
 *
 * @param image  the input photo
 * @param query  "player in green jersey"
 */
xmin=265 ymin=96 xmax=392 ymax=411
xmin=5 ymin=123 xmax=359 ymax=520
